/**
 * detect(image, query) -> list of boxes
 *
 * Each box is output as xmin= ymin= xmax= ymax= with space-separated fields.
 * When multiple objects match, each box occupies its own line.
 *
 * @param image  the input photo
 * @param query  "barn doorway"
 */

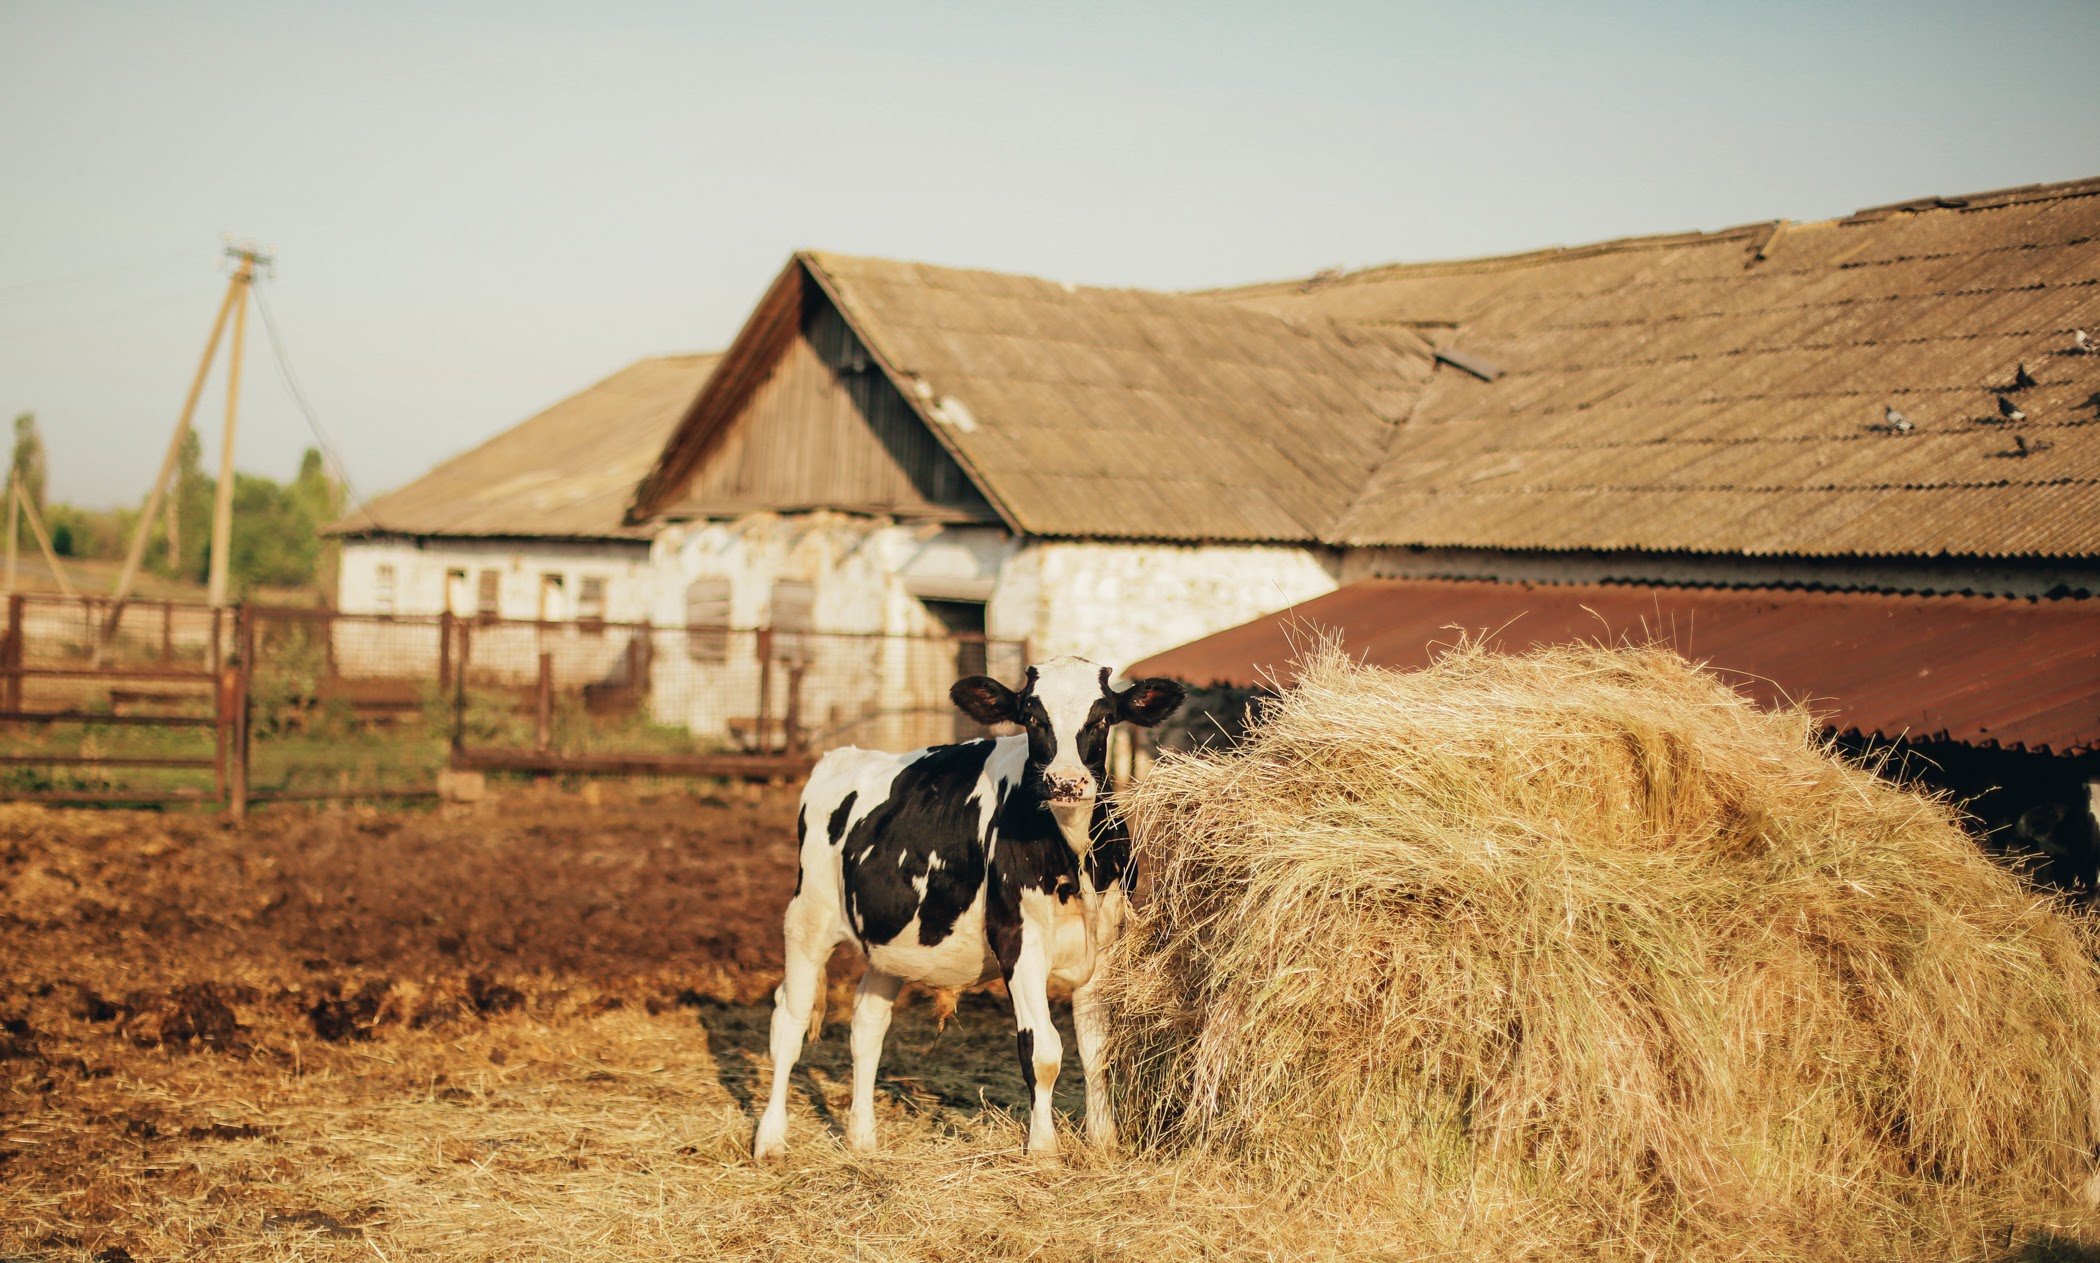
xmin=918 ymin=597 xmax=988 ymax=741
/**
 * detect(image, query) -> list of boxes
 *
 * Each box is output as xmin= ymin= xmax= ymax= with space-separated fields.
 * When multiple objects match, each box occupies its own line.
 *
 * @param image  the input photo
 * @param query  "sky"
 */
xmin=4 ymin=1 xmax=2098 ymax=510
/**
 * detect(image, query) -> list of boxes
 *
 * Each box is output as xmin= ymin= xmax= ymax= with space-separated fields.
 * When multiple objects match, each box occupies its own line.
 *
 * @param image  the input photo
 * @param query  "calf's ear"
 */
xmin=950 ymin=675 xmax=1019 ymax=724
xmin=1115 ymin=677 xmax=1185 ymax=727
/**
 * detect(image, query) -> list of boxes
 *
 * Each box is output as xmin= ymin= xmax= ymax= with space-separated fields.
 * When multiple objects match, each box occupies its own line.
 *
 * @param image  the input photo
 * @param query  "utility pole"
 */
xmin=4 ymin=478 xmax=15 ymax=594
xmin=104 ymin=244 xmax=270 ymax=639
xmin=14 ymin=472 xmax=73 ymax=598
xmin=207 ymin=245 xmax=265 ymax=608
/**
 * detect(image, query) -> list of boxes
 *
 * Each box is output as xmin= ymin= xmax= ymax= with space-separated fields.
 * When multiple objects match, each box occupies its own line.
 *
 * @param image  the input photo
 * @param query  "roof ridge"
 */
xmin=1207 ymin=173 xmax=2100 ymax=299
xmin=1842 ymin=173 xmax=2100 ymax=222
xmin=1202 ymin=222 xmax=1778 ymax=300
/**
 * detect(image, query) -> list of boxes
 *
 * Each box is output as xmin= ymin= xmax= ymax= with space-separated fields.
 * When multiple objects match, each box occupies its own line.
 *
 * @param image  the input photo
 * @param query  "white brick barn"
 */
xmin=620 ymin=252 xmax=1430 ymax=741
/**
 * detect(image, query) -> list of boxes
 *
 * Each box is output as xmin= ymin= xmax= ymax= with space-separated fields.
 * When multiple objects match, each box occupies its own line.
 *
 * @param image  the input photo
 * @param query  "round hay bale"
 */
xmin=1100 ymin=645 xmax=2100 ymax=1258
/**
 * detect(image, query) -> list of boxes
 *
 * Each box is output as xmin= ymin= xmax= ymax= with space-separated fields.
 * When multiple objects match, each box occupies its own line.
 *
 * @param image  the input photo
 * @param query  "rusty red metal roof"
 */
xmin=1130 ymin=579 xmax=2100 ymax=756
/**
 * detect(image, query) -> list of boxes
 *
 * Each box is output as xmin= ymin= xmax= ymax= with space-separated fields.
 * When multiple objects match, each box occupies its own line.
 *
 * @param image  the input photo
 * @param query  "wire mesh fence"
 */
xmin=443 ymin=618 xmax=1025 ymax=761
xmin=0 ymin=595 xmax=1027 ymax=808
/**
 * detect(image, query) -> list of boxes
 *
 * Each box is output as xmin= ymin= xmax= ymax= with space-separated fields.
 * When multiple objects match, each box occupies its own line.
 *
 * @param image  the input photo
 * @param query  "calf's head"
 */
xmin=950 ymin=655 xmax=1184 ymax=807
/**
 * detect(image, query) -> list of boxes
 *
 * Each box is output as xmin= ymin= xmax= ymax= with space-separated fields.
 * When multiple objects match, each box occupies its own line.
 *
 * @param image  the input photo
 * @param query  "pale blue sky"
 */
xmin=5 ymin=1 xmax=2097 ymax=508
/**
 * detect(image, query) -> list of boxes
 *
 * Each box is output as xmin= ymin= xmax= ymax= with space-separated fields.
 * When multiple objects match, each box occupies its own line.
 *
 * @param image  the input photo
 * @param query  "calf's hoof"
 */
xmin=752 ymin=1120 xmax=787 ymax=1163
xmin=846 ymin=1122 xmax=878 ymax=1153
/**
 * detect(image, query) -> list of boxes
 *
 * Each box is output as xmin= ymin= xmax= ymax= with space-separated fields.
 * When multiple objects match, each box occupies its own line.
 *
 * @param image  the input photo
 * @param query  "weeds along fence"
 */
xmin=0 ymin=594 xmax=1025 ymax=813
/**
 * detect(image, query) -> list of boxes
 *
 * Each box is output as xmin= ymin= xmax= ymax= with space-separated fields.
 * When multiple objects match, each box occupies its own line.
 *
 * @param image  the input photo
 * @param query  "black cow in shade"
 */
xmin=752 ymin=655 xmax=1184 ymax=1161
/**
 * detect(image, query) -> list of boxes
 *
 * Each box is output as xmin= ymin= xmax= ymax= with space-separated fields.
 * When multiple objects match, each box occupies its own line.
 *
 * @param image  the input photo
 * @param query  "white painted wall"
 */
xmin=337 ymin=537 xmax=657 ymax=622
xmin=1019 ymin=539 xmax=1340 ymax=669
xmin=334 ymin=536 xmax=658 ymax=683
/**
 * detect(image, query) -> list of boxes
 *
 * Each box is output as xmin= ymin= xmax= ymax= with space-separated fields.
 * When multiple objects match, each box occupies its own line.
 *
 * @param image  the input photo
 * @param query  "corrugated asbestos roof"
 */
xmin=794 ymin=252 xmax=1435 ymax=541
xmin=333 ymin=353 xmax=718 ymax=540
xmin=1217 ymin=177 xmax=2100 ymax=558
xmin=1130 ymin=577 xmax=2100 ymax=755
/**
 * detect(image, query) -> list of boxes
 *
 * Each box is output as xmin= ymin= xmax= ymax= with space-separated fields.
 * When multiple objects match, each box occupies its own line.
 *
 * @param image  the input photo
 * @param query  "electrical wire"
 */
xmin=248 ymin=280 xmax=375 ymax=526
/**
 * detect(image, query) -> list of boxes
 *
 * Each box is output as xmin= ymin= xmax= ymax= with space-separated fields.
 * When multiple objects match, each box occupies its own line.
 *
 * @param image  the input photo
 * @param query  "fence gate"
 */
xmin=0 ymin=594 xmax=234 ymax=806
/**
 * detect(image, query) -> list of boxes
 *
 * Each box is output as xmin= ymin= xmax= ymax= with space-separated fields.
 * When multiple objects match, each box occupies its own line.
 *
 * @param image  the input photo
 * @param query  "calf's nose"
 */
xmin=1041 ymin=768 xmax=1095 ymax=802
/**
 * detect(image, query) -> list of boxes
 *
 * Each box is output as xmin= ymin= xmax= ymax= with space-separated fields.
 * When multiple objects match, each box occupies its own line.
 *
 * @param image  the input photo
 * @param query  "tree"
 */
xmin=289 ymin=448 xmax=343 ymax=524
xmin=10 ymin=413 xmax=46 ymax=511
xmin=188 ymin=449 xmax=340 ymax=594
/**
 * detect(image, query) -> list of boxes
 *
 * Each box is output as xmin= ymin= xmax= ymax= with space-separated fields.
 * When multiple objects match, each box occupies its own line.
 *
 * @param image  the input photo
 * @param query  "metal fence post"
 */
xmin=438 ymin=609 xmax=454 ymax=693
xmin=3 ymin=594 xmax=21 ymax=714
xmin=783 ymin=661 xmax=805 ymax=757
xmin=451 ymin=620 xmax=470 ymax=756
xmin=535 ymin=651 xmax=554 ymax=753
xmin=755 ymin=628 xmax=775 ymax=753
xmin=215 ymin=652 xmax=236 ymax=806
xmin=228 ymin=603 xmax=252 ymax=822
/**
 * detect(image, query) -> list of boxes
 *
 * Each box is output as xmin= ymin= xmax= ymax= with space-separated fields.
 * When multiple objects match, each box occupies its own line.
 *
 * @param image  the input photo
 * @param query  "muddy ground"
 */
xmin=0 ymin=787 xmax=1077 ymax=1261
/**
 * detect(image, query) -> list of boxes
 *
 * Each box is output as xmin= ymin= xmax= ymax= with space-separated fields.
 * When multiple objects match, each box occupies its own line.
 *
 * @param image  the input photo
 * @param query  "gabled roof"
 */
xmin=1218 ymin=177 xmax=2100 ymax=558
xmin=1131 ymin=577 xmax=2100 ymax=755
xmin=334 ymin=353 xmax=718 ymax=541
xmin=630 ymin=252 xmax=1435 ymax=542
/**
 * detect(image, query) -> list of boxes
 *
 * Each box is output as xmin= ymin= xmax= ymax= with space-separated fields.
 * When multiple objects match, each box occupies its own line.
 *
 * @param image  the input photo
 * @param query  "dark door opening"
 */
xmin=919 ymin=598 xmax=989 ymax=741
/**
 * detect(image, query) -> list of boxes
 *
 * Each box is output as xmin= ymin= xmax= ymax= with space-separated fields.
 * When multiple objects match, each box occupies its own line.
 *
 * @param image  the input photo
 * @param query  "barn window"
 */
xmin=576 ymin=575 xmax=608 ymax=625
xmin=476 ymin=569 xmax=501 ymax=620
xmin=685 ymin=576 xmax=732 ymax=662
xmin=373 ymin=564 xmax=397 ymax=615
xmin=445 ymin=568 xmax=469 ymax=616
xmin=769 ymin=579 xmax=815 ymax=664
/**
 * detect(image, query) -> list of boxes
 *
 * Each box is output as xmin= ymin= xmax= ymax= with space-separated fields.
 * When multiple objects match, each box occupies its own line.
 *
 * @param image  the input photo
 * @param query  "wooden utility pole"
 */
xmin=4 ymin=479 xmax=15 ymax=594
xmin=206 ymin=247 xmax=263 ymax=608
xmin=13 ymin=473 xmax=73 ymax=597
xmin=104 ymin=244 xmax=269 ymax=637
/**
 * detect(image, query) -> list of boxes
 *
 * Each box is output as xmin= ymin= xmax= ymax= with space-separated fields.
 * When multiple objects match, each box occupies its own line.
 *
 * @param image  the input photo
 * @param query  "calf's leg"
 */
xmin=753 ymin=894 xmax=840 ymax=1161
xmin=1001 ymin=913 xmax=1063 ymax=1159
xmin=846 ymin=967 xmax=902 ymax=1151
xmin=1072 ymin=978 xmax=1116 ymax=1149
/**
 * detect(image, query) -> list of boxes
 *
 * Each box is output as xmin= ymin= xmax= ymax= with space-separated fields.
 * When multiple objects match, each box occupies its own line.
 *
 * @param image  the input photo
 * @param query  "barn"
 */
xmin=329 ymin=174 xmax=2097 ymax=835
xmin=1132 ymin=176 xmax=2100 ymax=885
xmin=331 ymin=352 xmax=719 ymax=625
xmin=618 ymin=251 xmax=1431 ymax=742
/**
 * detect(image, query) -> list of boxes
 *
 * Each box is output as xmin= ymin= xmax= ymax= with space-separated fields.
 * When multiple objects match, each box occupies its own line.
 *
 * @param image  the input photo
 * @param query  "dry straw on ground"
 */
xmin=1099 ymin=644 xmax=2100 ymax=1261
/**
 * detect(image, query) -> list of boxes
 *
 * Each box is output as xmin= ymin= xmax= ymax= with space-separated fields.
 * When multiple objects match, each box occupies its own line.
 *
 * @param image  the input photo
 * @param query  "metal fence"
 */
xmin=0 ymin=595 xmax=1026 ymax=811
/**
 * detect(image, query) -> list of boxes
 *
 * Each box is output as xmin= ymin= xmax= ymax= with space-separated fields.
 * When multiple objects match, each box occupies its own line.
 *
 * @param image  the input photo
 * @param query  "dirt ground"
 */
xmin=0 ymin=786 xmax=1097 ymax=1262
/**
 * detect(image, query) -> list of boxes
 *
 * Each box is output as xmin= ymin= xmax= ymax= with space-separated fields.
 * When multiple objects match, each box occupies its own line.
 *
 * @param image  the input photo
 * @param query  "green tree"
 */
xmin=171 ymin=428 xmax=212 ymax=581
xmin=190 ymin=449 xmax=338 ymax=594
xmin=10 ymin=413 xmax=47 ymax=511
xmin=289 ymin=448 xmax=343 ymax=524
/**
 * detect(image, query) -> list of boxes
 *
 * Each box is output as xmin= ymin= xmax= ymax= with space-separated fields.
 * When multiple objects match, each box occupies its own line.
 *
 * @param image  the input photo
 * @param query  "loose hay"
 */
xmin=1099 ymin=645 xmax=2100 ymax=1259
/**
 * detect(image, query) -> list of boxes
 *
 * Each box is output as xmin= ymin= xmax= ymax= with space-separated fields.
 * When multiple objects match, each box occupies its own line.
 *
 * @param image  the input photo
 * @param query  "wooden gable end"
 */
xmin=658 ymin=291 xmax=999 ymax=523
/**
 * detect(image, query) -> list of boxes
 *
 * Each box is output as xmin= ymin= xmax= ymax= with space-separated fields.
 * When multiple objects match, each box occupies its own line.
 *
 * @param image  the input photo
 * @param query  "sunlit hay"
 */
xmin=1099 ymin=643 xmax=2100 ymax=1259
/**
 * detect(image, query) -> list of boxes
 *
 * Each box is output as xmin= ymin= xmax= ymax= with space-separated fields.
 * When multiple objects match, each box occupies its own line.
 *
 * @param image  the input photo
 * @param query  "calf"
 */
xmin=751 ymin=655 xmax=1183 ymax=1160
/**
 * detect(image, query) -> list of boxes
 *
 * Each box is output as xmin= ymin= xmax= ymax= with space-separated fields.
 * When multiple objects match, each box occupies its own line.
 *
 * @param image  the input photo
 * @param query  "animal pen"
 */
xmin=0 ymin=593 xmax=1025 ymax=813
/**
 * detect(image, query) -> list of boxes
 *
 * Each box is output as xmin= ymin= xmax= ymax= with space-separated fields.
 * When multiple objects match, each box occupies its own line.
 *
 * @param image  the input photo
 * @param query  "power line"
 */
xmin=0 ymin=251 xmax=194 ymax=298
xmin=248 ymin=280 xmax=374 ymax=525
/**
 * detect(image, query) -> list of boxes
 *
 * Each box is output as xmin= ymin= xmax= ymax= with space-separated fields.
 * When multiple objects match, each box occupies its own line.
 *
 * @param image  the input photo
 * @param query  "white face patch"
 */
xmin=1028 ymin=655 xmax=1111 ymax=799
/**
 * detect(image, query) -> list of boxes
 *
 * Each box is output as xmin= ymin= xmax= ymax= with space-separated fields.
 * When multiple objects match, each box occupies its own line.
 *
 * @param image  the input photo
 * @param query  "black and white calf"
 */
xmin=752 ymin=655 xmax=1184 ymax=1160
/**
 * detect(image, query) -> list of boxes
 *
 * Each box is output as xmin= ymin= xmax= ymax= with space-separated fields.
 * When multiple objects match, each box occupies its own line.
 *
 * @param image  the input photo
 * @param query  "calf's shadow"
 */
xmin=693 ymin=985 xmax=1084 ymax=1142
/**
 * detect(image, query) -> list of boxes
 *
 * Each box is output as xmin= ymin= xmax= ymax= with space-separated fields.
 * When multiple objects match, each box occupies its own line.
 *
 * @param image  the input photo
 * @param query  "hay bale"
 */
xmin=1100 ymin=645 xmax=2100 ymax=1259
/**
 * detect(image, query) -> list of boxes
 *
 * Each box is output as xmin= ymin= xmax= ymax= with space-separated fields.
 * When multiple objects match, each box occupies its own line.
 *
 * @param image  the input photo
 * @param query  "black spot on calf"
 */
xmin=841 ymin=742 xmax=994 ymax=948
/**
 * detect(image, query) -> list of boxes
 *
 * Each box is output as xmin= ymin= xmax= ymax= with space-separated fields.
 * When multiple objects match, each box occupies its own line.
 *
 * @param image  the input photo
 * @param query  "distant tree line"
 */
xmin=11 ymin=411 xmax=344 ymax=594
